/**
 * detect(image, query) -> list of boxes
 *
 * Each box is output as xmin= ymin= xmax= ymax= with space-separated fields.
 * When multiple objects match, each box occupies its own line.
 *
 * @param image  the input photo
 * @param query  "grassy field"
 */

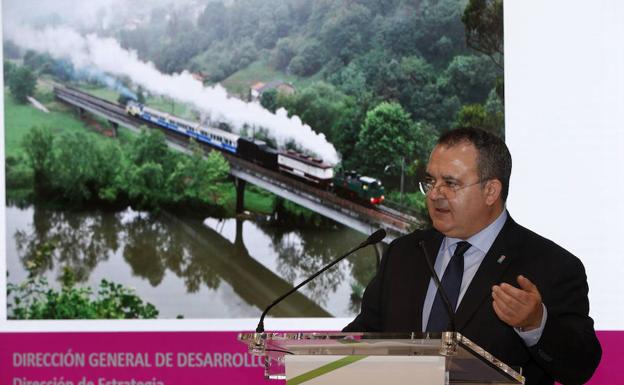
xmin=215 ymin=183 xmax=276 ymax=216
xmin=245 ymin=189 xmax=275 ymax=214
xmin=3 ymin=88 xmax=105 ymax=158
xmin=220 ymin=58 xmax=322 ymax=97
xmin=4 ymin=84 xmax=276 ymax=215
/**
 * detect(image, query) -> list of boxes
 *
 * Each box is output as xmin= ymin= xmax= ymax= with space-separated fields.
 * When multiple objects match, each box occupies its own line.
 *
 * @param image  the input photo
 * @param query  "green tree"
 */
xmin=95 ymin=140 xmax=124 ymax=203
xmin=415 ymin=0 xmax=468 ymax=64
xmin=462 ymin=0 xmax=504 ymax=69
xmin=168 ymin=144 xmax=230 ymax=207
xmin=50 ymin=132 xmax=101 ymax=204
xmin=456 ymin=104 xmax=488 ymax=129
xmin=378 ymin=6 xmax=422 ymax=56
xmin=455 ymin=102 xmax=503 ymax=136
xmin=277 ymin=82 xmax=351 ymax=143
xmin=125 ymin=161 xmax=167 ymax=210
xmin=155 ymin=31 xmax=203 ymax=74
xmin=260 ymin=89 xmax=279 ymax=113
xmin=332 ymin=98 xmax=366 ymax=168
xmin=396 ymin=55 xmax=442 ymax=122
xmin=8 ymin=273 xmax=158 ymax=319
xmin=21 ymin=126 xmax=54 ymax=191
xmin=484 ymin=88 xmax=504 ymax=133
xmin=23 ymin=51 xmax=53 ymax=71
xmin=443 ymin=55 xmax=499 ymax=104
xmin=197 ymin=2 xmax=228 ymax=40
xmin=353 ymin=102 xmax=415 ymax=179
xmin=287 ymin=39 xmax=326 ymax=76
xmin=119 ymin=27 xmax=153 ymax=58
xmin=120 ymin=130 xmax=174 ymax=209
xmin=329 ymin=62 xmax=371 ymax=101
xmin=9 ymin=65 xmax=37 ymax=103
xmin=272 ymin=37 xmax=296 ymax=71
xmin=129 ymin=129 xmax=171 ymax=168
xmin=3 ymin=60 xmax=16 ymax=81
xmin=253 ymin=4 xmax=292 ymax=49
xmin=320 ymin=4 xmax=373 ymax=64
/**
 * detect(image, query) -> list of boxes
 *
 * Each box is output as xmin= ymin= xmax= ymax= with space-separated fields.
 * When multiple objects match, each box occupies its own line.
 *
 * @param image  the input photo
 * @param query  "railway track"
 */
xmin=53 ymin=84 xmax=422 ymax=236
xmin=377 ymin=204 xmax=420 ymax=226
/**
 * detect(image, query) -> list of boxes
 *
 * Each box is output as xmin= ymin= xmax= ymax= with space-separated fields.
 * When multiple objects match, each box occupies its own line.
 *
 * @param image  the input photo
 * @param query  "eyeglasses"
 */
xmin=419 ymin=178 xmax=484 ymax=197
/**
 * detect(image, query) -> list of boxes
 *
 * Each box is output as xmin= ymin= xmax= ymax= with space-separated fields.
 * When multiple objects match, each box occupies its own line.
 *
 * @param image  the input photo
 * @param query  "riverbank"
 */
xmin=4 ymin=85 xmax=277 ymax=216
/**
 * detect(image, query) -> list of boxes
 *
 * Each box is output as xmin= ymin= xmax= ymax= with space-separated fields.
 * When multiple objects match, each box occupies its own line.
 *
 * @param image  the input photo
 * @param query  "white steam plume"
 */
xmin=6 ymin=25 xmax=340 ymax=164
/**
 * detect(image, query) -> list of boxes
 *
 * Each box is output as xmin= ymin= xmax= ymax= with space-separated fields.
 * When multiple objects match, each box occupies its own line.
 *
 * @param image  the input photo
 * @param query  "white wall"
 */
xmin=505 ymin=0 xmax=624 ymax=329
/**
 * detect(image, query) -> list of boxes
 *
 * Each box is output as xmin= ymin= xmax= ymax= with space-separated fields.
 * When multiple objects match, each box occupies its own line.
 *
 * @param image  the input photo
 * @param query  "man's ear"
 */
xmin=484 ymin=179 xmax=503 ymax=206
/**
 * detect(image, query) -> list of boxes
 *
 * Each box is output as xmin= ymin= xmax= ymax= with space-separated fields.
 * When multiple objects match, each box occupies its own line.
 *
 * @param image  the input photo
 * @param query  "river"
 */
xmin=5 ymin=205 xmax=380 ymax=319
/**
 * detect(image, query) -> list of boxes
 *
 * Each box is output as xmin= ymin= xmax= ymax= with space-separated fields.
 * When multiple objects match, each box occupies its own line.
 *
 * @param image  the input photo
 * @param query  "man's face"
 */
xmin=425 ymin=142 xmax=497 ymax=239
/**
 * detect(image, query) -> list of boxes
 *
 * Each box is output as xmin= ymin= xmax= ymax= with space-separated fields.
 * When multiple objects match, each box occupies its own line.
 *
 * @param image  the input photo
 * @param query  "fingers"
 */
xmin=495 ymin=282 xmax=532 ymax=306
xmin=492 ymin=298 xmax=514 ymax=325
xmin=491 ymin=275 xmax=544 ymax=329
xmin=517 ymin=275 xmax=538 ymax=293
xmin=492 ymin=289 xmax=518 ymax=322
xmin=492 ymin=285 xmax=523 ymax=308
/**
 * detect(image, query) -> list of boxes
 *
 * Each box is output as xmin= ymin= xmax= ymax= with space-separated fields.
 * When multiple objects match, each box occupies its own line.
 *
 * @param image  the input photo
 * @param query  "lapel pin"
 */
xmin=497 ymin=255 xmax=507 ymax=264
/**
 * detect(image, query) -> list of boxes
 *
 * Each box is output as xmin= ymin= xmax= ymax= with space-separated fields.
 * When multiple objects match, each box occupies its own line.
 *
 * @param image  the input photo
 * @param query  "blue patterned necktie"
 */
xmin=426 ymin=241 xmax=472 ymax=332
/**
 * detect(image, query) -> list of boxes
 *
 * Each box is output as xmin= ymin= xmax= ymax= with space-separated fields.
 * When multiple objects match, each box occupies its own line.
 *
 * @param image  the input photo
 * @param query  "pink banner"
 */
xmin=588 ymin=331 xmax=624 ymax=385
xmin=1 ymin=331 xmax=271 ymax=385
xmin=0 ymin=331 xmax=620 ymax=385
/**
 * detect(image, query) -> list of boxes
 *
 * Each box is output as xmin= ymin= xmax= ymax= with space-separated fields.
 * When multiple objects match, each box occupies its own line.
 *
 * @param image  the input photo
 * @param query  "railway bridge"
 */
xmin=53 ymin=85 xmax=421 ymax=247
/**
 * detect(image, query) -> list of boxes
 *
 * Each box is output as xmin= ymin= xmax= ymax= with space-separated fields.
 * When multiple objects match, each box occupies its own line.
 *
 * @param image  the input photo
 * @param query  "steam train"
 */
xmin=126 ymin=101 xmax=385 ymax=205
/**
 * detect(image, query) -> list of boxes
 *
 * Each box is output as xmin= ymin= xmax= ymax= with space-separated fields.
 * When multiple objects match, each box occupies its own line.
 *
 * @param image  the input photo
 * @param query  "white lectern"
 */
xmin=238 ymin=332 xmax=525 ymax=385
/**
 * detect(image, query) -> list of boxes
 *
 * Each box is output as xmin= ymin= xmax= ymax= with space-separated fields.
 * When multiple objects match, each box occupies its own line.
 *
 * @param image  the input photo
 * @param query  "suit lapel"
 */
xmin=455 ymin=217 xmax=522 ymax=331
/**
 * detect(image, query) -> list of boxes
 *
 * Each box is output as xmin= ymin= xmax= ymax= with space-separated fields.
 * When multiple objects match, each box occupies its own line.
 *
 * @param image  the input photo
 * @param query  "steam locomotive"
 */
xmin=126 ymin=101 xmax=385 ymax=205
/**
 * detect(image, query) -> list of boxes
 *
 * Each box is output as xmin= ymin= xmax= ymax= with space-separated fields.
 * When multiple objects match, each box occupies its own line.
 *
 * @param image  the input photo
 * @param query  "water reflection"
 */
xmin=122 ymin=214 xmax=220 ymax=292
xmin=7 ymin=205 xmax=378 ymax=318
xmin=262 ymin=228 xmax=346 ymax=308
xmin=256 ymin=222 xmax=379 ymax=311
xmin=14 ymin=207 xmax=122 ymax=282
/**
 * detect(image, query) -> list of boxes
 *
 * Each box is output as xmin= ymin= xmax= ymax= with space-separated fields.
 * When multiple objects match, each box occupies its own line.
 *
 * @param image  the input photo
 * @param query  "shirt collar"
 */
xmin=445 ymin=209 xmax=508 ymax=254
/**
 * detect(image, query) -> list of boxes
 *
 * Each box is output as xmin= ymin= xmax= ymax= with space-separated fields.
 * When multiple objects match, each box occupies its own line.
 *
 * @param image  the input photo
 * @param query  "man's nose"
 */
xmin=427 ymin=184 xmax=445 ymax=200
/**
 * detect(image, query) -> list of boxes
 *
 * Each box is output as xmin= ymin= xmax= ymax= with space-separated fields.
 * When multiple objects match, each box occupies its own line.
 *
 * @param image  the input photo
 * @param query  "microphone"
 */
xmin=256 ymin=229 xmax=387 ymax=333
xmin=361 ymin=228 xmax=386 ymax=246
xmin=419 ymin=240 xmax=457 ymax=332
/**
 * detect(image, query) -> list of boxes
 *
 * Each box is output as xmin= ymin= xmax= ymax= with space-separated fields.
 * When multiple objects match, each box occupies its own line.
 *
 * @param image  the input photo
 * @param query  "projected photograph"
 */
xmin=4 ymin=0 xmax=504 ymax=320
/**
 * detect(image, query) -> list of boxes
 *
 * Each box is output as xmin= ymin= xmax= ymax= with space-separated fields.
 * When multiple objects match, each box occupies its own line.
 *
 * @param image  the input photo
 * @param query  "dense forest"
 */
xmin=4 ymin=0 xmax=503 ymax=200
xmin=113 ymin=0 xmax=504 ymax=191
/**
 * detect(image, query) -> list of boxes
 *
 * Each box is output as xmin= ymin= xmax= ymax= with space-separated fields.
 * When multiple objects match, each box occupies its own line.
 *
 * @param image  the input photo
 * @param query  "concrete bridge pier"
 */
xmin=233 ymin=217 xmax=247 ymax=253
xmin=235 ymin=177 xmax=247 ymax=215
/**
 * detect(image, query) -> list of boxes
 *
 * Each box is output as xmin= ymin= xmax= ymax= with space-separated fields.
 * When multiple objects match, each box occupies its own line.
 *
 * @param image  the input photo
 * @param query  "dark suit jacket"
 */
xmin=344 ymin=215 xmax=601 ymax=385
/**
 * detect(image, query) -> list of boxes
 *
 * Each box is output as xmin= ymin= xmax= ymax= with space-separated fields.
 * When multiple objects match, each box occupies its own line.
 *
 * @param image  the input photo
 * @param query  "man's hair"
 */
xmin=437 ymin=128 xmax=512 ymax=201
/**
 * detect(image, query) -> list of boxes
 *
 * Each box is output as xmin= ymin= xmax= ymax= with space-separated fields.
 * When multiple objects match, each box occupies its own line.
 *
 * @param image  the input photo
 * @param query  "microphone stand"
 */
xmin=255 ymin=230 xmax=386 ymax=335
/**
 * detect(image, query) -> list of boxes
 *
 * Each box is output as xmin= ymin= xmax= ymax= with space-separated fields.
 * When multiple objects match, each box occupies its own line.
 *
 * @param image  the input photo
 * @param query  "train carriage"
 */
xmin=237 ymin=138 xmax=278 ymax=170
xmin=277 ymin=150 xmax=334 ymax=187
xmin=124 ymin=97 xmax=386 ymax=205
xmin=127 ymin=101 xmax=239 ymax=153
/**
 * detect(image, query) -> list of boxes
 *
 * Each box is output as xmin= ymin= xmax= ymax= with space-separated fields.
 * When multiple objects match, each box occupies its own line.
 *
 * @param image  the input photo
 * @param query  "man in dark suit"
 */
xmin=344 ymin=128 xmax=601 ymax=385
